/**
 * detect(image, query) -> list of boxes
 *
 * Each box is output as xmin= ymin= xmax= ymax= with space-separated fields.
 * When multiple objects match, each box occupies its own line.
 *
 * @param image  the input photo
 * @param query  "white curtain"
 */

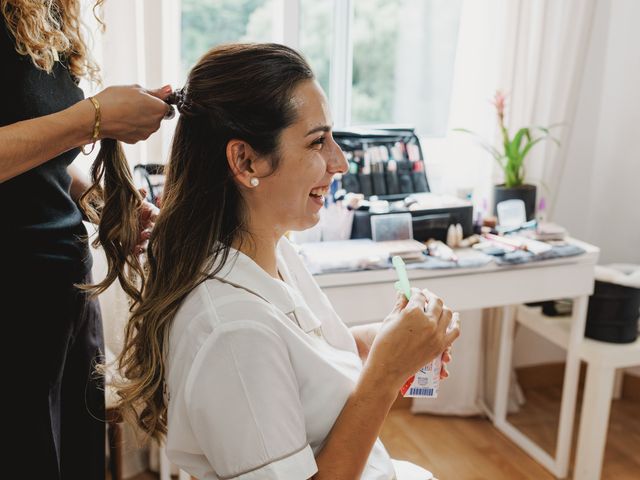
xmin=496 ymin=0 xmax=597 ymax=217
xmin=414 ymin=0 xmax=597 ymax=416
xmin=80 ymin=2 xmax=182 ymax=476
xmin=78 ymin=0 xmax=181 ymax=172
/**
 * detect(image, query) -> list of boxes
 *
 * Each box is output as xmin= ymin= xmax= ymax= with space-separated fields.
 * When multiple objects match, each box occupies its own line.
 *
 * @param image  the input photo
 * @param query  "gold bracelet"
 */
xmin=81 ymin=96 xmax=101 ymax=155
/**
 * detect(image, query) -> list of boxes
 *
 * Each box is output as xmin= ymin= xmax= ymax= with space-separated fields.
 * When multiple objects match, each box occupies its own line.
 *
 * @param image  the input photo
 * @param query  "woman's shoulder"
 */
xmin=168 ymin=279 xmax=291 ymax=377
xmin=172 ymin=275 xmax=289 ymax=343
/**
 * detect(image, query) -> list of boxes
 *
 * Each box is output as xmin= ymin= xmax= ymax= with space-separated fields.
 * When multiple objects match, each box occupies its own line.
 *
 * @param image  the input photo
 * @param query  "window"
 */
xmin=350 ymin=0 xmax=462 ymax=136
xmin=181 ymin=0 xmax=462 ymax=136
xmin=299 ymin=0 xmax=333 ymax=99
xmin=181 ymin=0 xmax=278 ymax=80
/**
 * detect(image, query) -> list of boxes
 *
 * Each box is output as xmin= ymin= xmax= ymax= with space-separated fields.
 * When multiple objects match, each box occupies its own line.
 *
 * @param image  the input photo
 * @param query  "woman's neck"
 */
xmin=232 ymin=230 xmax=281 ymax=279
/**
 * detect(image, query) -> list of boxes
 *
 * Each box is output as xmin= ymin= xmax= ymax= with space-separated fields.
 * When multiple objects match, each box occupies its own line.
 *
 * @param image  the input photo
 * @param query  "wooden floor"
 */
xmin=380 ymin=386 xmax=639 ymax=480
xmin=119 ymin=383 xmax=639 ymax=480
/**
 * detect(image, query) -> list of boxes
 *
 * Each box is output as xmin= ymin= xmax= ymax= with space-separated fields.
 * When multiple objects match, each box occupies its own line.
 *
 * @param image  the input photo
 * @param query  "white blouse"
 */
xmin=165 ymin=237 xmax=433 ymax=480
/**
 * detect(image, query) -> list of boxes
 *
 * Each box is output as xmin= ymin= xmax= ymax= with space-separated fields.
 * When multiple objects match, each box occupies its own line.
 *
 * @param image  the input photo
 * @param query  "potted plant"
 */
xmin=456 ymin=91 xmax=560 ymax=221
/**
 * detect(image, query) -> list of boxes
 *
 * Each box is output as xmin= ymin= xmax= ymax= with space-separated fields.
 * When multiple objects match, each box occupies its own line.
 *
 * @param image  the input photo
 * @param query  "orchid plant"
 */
xmin=456 ymin=91 xmax=561 ymax=188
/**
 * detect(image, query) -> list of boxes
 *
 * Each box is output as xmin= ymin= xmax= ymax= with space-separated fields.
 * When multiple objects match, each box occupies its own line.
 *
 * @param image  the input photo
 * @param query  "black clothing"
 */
xmin=1 ymin=19 xmax=105 ymax=480
xmin=0 ymin=19 xmax=91 ymax=279
xmin=7 ymin=271 xmax=105 ymax=480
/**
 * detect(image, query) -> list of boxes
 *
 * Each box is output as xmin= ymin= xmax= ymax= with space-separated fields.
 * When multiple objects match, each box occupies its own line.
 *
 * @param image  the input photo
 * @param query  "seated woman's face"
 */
xmin=249 ymin=79 xmax=348 ymax=234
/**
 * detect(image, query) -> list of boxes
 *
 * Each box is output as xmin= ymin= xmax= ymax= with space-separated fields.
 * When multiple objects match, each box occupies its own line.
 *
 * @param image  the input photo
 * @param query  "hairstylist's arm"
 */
xmin=313 ymin=289 xmax=460 ymax=480
xmin=0 ymin=85 xmax=171 ymax=183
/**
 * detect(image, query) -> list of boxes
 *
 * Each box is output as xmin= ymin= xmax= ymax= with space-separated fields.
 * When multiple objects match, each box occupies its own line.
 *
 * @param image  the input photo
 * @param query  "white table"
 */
xmin=314 ymin=239 xmax=600 ymax=479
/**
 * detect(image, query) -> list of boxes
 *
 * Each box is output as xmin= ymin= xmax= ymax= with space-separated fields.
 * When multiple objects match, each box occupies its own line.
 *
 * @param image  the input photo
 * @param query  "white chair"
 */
xmin=516 ymin=305 xmax=640 ymax=480
xmin=573 ymin=334 xmax=640 ymax=480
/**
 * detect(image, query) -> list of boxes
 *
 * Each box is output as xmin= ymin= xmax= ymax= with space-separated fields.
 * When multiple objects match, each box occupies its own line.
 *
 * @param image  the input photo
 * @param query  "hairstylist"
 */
xmin=0 ymin=2 xmax=170 ymax=479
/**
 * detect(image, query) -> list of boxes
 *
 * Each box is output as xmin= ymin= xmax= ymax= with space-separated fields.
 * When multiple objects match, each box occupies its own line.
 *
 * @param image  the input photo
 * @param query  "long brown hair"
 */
xmin=81 ymin=43 xmax=314 ymax=440
xmin=1 ymin=0 xmax=102 ymax=82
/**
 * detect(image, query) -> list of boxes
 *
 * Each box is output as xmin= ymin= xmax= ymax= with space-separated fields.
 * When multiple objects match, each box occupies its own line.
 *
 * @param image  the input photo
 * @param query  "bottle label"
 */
xmin=400 ymin=357 xmax=441 ymax=398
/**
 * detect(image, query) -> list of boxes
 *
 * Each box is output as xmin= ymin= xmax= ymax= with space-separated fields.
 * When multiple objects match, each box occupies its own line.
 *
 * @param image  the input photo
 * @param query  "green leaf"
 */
xmin=455 ymin=119 xmax=561 ymax=187
xmin=520 ymin=137 xmax=544 ymax=160
xmin=453 ymin=128 xmax=503 ymax=161
xmin=531 ymin=125 xmax=562 ymax=147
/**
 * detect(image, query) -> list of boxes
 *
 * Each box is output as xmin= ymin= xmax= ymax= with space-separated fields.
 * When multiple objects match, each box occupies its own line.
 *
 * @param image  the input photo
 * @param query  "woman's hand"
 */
xmin=364 ymin=288 xmax=460 ymax=391
xmin=440 ymin=346 xmax=453 ymax=379
xmin=134 ymin=188 xmax=159 ymax=255
xmin=349 ymin=322 xmax=381 ymax=364
xmin=351 ymin=323 xmax=455 ymax=379
xmin=94 ymin=85 xmax=172 ymax=144
xmin=0 ymin=85 xmax=172 ymax=183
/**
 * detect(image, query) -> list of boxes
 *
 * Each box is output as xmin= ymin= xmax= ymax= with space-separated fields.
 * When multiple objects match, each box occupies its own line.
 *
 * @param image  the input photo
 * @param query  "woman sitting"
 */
xmin=85 ymin=43 xmax=460 ymax=480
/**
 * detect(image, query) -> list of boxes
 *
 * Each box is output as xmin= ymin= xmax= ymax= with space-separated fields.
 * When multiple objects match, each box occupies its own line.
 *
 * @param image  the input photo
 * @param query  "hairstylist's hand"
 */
xmin=133 ymin=188 xmax=159 ymax=255
xmin=94 ymin=85 xmax=172 ymax=144
xmin=365 ymin=288 xmax=460 ymax=392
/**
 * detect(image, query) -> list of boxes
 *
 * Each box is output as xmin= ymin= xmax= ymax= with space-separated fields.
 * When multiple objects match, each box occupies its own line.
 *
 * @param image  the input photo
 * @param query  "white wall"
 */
xmin=514 ymin=0 xmax=640 ymax=372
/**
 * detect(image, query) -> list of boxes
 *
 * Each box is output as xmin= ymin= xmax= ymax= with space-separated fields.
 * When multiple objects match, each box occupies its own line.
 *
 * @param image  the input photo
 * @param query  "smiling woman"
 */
xmin=86 ymin=43 xmax=458 ymax=480
xmin=225 ymin=79 xmax=347 ymax=238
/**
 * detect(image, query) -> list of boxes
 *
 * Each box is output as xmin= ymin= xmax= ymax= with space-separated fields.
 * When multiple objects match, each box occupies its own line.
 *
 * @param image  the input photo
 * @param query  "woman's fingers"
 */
xmin=138 ymin=200 xmax=159 ymax=228
xmin=97 ymin=85 xmax=172 ymax=142
xmin=146 ymin=85 xmax=173 ymax=120
xmin=390 ymin=290 xmax=408 ymax=314
xmin=423 ymin=289 xmax=443 ymax=319
xmin=405 ymin=288 xmax=428 ymax=313
xmin=146 ymin=84 xmax=173 ymax=101
xmin=441 ymin=347 xmax=452 ymax=364
xmin=444 ymin=312 xmax=461 ymax=344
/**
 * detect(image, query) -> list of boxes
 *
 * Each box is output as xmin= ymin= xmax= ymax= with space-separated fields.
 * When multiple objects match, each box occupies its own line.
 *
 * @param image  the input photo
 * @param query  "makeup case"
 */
xmin=332 ymin=127 xmax=473 ymax=242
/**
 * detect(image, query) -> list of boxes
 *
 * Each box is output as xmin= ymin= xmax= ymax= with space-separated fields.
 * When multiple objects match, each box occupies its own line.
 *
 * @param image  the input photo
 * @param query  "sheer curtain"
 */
xmin=413 ymin=0 xmax=597 ymax=416
xmin=81 ymin=0 xmax=181 ymax=372
xmin=483 ymin=0 xmax=597 ymax=415
xmin=497 ymin=0 xmax=597 ymax=217
xmin=79 ymin=0 xmax=181 ymax=173
xmin=81 ymin=2 xmax=182 ymax=476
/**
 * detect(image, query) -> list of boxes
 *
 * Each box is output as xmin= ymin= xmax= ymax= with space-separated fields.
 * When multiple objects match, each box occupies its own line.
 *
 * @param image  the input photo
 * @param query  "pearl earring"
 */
xmin=250 ymin=177 xmax=260 ymax=187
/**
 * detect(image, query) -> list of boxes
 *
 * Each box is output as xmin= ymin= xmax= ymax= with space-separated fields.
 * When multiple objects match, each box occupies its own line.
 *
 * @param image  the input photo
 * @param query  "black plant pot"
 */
xmin=493 ymin=184 xmax=537 ymax=221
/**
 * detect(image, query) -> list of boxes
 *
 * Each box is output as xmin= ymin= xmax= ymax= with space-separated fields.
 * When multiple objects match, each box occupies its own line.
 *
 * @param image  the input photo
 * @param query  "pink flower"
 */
xmin=492 ymin=90 xmax=506 ymax=124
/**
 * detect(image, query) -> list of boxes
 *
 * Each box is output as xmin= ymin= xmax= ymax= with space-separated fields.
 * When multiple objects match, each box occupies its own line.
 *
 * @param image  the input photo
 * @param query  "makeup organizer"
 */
xmin=332 ymin=127 xmax=473 ymax=242
xmin=334 ymin=127 xmax=429 ymax=200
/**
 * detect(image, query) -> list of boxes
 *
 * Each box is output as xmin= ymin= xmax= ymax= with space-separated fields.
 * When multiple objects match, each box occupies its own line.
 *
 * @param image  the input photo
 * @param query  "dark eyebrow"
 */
xmin=305 ymin=125 xmax=332 ymax=136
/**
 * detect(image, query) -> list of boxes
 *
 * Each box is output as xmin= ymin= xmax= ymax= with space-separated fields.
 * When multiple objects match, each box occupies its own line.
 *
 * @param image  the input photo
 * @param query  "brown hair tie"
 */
xmin=165 ymin=87 xmax=188 ymax=118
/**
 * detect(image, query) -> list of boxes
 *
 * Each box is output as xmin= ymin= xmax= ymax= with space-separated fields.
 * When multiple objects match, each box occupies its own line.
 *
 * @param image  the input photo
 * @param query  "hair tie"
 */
xmin=165 ymin=87 xmax=188 ymax=117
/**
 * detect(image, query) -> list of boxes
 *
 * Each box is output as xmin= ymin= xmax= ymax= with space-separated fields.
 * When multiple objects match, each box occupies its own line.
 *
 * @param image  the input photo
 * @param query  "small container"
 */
xmin=585 ymin=280 xmax=640 ymax=343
